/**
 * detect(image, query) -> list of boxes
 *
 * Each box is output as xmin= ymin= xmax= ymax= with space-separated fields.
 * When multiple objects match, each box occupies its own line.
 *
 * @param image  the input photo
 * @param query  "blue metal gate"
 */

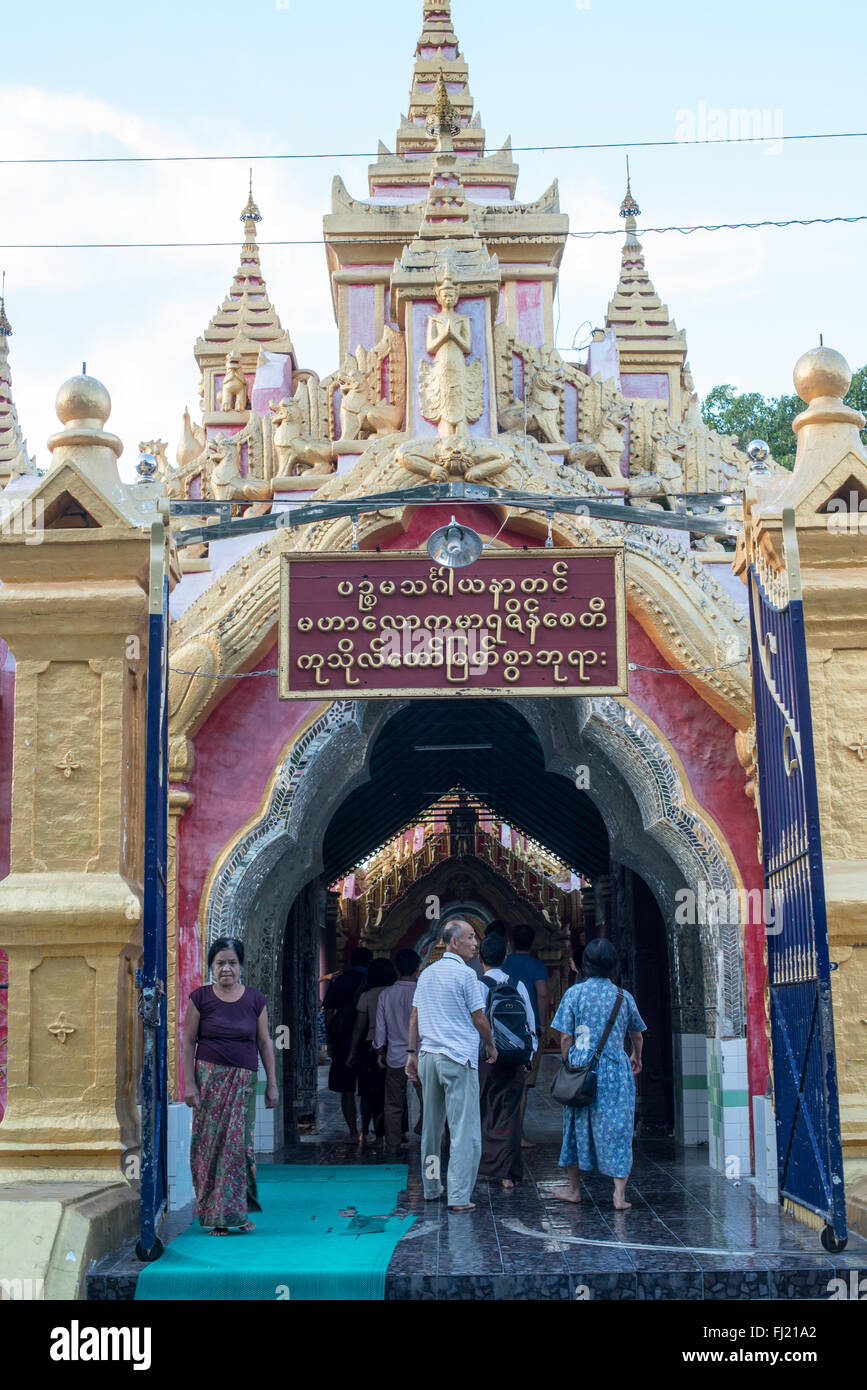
xmin=137 ymin=519 xmax=170 ymax=1261
xmin=748 ymin=508 xmax=847 ymax=1251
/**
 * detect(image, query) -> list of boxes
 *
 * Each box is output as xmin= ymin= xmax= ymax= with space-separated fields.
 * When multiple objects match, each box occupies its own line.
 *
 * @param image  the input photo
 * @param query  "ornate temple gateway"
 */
xmin=0 ymin=0 xmax=866 ymax=1292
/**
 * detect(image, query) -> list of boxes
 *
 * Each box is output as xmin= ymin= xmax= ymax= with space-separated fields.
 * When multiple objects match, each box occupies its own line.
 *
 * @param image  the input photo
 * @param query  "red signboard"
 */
xmin=279 ymin=548 xmax=627 ymax=699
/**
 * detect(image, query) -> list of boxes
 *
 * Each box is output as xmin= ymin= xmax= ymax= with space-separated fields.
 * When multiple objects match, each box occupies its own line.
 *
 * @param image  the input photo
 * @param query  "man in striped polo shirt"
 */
xmin=406 ymin=920 xmax=498 ymax=1213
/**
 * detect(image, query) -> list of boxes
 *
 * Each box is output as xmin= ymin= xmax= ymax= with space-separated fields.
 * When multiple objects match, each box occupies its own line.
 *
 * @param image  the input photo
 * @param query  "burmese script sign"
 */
xmin=278 ymin=548 xmax=627 ymax=700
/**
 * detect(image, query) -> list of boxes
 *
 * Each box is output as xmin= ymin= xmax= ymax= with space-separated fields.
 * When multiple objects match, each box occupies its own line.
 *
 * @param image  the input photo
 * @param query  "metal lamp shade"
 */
xmin=426 ymin=516 xmax=484 ymax=569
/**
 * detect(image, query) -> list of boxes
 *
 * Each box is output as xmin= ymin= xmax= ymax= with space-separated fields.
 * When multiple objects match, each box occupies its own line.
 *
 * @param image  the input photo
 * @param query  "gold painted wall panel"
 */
xmin=816 ymin=649 xmax=867 ymax=860
xmin=29 ymin=955 xmax=96 ymax=1096
xmin=34 ymin=662 xmax=100 ymax=869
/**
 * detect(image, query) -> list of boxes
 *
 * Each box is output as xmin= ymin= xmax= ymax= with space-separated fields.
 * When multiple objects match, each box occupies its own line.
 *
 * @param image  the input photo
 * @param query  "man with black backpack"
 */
xmin=477 ymin=934 xmax=537 ymax=1190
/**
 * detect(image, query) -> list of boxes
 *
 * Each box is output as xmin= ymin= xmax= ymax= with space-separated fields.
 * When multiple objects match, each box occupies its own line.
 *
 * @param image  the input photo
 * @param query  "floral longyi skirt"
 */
xmin=190 ymin=1060 xmax=262 ymax=1229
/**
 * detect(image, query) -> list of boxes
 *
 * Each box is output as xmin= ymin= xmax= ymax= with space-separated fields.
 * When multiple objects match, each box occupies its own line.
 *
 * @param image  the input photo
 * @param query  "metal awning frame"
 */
xmin=167 ymin=481 xmax=740 ymax=547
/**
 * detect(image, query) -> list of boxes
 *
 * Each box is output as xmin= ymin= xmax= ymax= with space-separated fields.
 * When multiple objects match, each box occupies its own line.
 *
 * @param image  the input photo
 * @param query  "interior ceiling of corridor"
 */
xmin=321 ymin=700 xmax=609 ymax=884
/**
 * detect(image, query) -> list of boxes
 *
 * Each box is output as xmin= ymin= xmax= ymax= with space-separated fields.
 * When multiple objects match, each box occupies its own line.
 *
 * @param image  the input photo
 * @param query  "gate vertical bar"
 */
xmin=748 ymin=507 xmax=847 ymax=1249
xmin=138 ymin=516 xmax=170 ymax=1260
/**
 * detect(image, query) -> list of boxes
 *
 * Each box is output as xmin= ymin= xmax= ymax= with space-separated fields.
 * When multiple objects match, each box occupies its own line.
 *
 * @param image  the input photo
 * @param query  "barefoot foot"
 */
xmin=552 ymin=1185 xmax=582 ymax=1204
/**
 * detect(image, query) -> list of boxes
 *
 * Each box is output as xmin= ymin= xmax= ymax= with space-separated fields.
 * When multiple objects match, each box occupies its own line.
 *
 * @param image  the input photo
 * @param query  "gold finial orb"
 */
xmin=55 ymin=374 xmax=112 ymax=428
xmin=793 ymin=346 xmax=851 ymax=405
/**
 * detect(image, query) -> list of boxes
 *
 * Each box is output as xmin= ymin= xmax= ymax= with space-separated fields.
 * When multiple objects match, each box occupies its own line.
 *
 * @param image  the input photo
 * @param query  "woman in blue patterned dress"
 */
xmin=551 ymin=938 xmax=646 ymax=1210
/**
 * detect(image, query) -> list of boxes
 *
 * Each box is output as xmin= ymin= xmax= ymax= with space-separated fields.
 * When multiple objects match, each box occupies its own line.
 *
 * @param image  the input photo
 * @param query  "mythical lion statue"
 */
xmin=338 ymin=363 xmax=403 ymax=441
xmin=220 ymin=351 xmax=248 ymax=413
xmin=269 ymin=398 xmax=335 ymax=479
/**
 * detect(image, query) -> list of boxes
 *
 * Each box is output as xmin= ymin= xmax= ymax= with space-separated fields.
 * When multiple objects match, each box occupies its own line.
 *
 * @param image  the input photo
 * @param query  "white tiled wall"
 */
xmin=752 ymin=1094 xmax=779 ymax=1204
xmin=254 ymin=1064 xmax=275 ymax=1154
xmin=166 ymin=1102 xmax=194 ymax=1211
xmin=707 ymin=1037 xmax=752 ymax=1178
xmin=676 ymin=1032 xmax=709 ymax=1147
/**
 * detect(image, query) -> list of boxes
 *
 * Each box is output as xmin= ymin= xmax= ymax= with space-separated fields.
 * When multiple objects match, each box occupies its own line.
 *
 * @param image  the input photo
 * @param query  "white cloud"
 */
xmin=1 ymin=84 xmax=337 ymax=472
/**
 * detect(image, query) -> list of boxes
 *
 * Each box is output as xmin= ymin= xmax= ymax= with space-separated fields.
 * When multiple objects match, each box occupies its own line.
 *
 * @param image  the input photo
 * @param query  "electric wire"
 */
xmin=2 ymin=214 xmax=865 ymax=250
xmin=2 ymin=128 xmax=866 ymax=165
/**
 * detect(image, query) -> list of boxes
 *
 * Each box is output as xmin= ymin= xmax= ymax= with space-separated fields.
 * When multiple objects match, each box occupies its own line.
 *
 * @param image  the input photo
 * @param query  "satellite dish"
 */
xmin=426 ymin=515 xmax=484 ymax=569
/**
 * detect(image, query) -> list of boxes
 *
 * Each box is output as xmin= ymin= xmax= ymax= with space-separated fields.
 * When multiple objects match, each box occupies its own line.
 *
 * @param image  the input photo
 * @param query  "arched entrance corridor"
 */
xmin=200 ymin=694 xmax=748 ymax=1169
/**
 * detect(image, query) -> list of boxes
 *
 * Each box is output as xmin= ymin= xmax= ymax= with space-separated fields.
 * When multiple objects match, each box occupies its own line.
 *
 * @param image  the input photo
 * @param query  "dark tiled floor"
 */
xmin=87 ymin=1067 xmax=867 ymax=1301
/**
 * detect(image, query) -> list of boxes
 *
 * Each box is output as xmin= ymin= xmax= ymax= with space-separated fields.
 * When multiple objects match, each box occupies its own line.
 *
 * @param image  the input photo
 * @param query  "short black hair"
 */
xmin=480 ymin=934 xmax=507 ymax=967
xmin=582 ymin=937 xmax=617 ymax=980
xmin=395 ymin=949 xmax=420 ymax=978
xmin=367 ymin=957 xmax=397 ymax=988
xmin=350 ymin=947 xmax=373 ymax=968
xmin=208 ymin=936 xmax=244 ymax=970
xmin=484 ymin=919 xmax=507 ymax=938
xmin=512 ymin=923 xmax=535 ymax=952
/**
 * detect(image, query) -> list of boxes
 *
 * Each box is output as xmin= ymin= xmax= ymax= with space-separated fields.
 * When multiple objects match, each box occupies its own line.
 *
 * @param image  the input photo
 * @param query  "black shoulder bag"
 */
xmin=550 ymin=988 xmax=623 ymax=1108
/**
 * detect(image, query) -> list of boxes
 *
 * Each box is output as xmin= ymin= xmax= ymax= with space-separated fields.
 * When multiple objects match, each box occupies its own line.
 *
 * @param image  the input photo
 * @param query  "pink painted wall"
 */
xmin=515 ymin=281 xmax=545 ymax=347
xmin=621 ymin=372 xmax=670 ymax=407
xmin=626 ymin=617 xmax=768 ymax=1113
xmin=563 ymin=383 xmax=579 ymax=443
xmin=347 ymin=284 xmax=377 ymax=354
xmin=176 ymin=645 xmax=321 ymax=1094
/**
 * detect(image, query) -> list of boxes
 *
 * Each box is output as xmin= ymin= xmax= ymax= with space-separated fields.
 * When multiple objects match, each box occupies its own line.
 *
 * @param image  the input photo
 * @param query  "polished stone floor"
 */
xmin=88 ymin=1065 xmax=867 ymax=1301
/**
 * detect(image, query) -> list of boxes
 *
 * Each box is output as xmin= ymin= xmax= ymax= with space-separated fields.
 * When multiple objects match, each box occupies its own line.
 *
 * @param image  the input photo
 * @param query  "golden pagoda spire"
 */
xmin=240 ymin=167 xmax=262 ymax=241
xmin=605 ymin=174 xmax=687 ymax=408
xmin=415 ymin=103 xmax=478 ymax=243
xmin=195 ymin=184 xmax=293 ymax=369
xmin=0 ymin=282 xmax=36 ymax=485
xmin=397 ymin=0 xmax=483 ymax=157
xmin=619 ymin=158 xmax=642 ymax=249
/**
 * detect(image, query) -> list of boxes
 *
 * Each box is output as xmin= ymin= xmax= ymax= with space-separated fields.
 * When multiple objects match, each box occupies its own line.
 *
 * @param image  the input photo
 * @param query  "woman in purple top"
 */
xmin=182 ymin=937 xmax=278 ymax=1235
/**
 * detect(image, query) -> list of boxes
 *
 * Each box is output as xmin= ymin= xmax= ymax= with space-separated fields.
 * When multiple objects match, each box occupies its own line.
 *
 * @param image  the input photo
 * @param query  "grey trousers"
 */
xmin=419 ymin=1051 xmax=482 ymax=1207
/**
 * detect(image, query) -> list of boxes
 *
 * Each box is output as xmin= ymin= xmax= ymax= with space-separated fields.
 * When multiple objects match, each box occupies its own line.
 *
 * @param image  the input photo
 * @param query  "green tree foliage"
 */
xmin=702 ymin=365 xmax=867 ymax=472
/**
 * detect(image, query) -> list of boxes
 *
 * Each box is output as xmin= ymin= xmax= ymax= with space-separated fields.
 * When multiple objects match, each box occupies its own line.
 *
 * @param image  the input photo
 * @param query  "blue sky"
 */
xmin=3 ymin=0 xmax=865 ymax=475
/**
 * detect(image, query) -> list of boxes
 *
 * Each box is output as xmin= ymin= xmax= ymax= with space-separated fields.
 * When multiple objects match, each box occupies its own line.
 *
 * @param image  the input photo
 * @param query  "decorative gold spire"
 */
xmin=605 ymin=178 xmax=687 ymax=373
xmin=619 ymin=161 xmax=641 ymax=248
xmin=368 ymin=1 xmax=518 ymax=200
xmin=240 ymin=169 xmax=262 ymax=239
xmin=426 ymin=73 xmax=461 ymax=142
xmin=416 ymin=116 xmax=478 ymax=242
xmin=397 ymin=0 xmax=483 ymax=157
xmin=195 ymin=188 xmax=293 ymax=366
xmin=0 ymin=285 xmax=36 ymax=485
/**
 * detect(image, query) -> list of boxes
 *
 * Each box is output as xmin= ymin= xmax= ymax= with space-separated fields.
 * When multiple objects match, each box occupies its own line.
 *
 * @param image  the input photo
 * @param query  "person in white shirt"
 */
xmin=478 ymin=932 xmax=537 ymax=1190
xmin=406 ymin=920 xmax=498 ymax=1213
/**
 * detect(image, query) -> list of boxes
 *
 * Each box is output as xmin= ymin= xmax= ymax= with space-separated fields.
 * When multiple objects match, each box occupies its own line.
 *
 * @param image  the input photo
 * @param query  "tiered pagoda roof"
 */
xmin=604 ymin=179 xmax=687 ymax=357
xmin=0 ymin=294 xmax=35 ymax=484
xmin=368 ymin=0 xmax=518 ymax=200
xmin=194 ymin=189 xmax=294 ymax=368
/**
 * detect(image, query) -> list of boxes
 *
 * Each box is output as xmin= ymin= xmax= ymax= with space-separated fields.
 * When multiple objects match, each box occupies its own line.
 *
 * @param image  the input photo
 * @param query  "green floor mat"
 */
xmin=135 ymin=1165 xmax=413 ymax=1302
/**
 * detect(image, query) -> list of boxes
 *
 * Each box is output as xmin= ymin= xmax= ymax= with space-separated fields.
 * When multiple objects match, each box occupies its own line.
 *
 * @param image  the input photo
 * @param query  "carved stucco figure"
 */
xmin=419 ymin=272 xmax=485 ymax=437
xmin=499 ymin=364 xmax=564 ymax=444
xmin=269 ymin=398 xmax=335 ymax=480
xmin=220 ymin=351 xmax=248 ymax=413
xmin=395 ymin=434 xmax=515 ymax=485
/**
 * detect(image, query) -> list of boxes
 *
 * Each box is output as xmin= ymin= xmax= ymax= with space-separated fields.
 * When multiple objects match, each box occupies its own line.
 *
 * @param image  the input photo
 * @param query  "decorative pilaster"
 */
xmin=0 ymin=375 xmax=160 ymax=1183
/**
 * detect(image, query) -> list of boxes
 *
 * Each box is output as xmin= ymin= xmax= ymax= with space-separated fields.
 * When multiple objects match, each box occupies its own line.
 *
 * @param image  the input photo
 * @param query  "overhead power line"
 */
xmin=1 ymin=214 xmax=864 ymax=251
xmin=2 ymin=129 xmax=866 ymax=166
